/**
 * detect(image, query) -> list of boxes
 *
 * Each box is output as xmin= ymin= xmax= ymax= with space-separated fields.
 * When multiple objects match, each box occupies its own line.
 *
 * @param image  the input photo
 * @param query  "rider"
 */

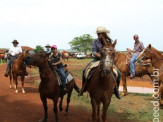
xmin=79 ymin=27 xmax=121 ymax=99
xmin=127 ymin=35 xmax=144 ymax=79
xmin=50 ymin=45 xmax=67 ymax=91
xmin=4 ymin=40 xmax=23 ymax=77
xmin=44 ymin=44 xmax=51 ymax=54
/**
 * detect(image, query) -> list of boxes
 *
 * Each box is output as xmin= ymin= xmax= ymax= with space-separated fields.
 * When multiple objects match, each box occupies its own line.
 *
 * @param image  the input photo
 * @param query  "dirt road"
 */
xmin=0 ymin=64 xmax=93 ymax=122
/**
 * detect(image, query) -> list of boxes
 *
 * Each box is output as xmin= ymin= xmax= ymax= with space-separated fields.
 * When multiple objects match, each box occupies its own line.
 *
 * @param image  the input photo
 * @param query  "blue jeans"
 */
xmin=58 ymin=66 xmax=66 ymax=85
xmin=130 ymin=54 xmax=138 ymax=76
xmin=6 ymin=56 xmax=15 ymax=72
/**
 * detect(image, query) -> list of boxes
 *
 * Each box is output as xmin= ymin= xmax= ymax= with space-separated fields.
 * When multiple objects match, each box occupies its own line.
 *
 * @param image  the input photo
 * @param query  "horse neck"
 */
xmin=38 ymin=61 xmax=55 ymax=79
xmin=115 ymin=52 xmax=125 ymax=64
xmin=15 ymin=54 xmax=24 ymax=65
xmin=151 ymin=48 xmax=163 ymax=69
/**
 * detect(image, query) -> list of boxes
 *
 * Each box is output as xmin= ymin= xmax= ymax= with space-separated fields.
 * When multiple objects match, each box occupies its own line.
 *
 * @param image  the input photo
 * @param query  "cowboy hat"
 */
xmin=96 ymin=27 xmax=110 ymax=33
xmin=12 ymin=40 xmax=19 ymax=44
xmin=45 ymin=44 xmax=51 ymax=48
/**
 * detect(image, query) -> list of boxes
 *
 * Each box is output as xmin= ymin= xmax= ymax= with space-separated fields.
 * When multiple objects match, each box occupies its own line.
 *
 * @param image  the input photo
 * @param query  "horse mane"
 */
xmin=152 ymin=47 xmax=163 ymax=57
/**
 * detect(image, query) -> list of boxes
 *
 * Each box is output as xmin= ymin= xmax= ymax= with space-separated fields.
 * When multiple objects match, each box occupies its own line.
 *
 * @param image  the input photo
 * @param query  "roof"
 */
xmin=0 ymin=49 xmax=8 ymax=53
xmin=21 ymin=46 xmax=34 ymax=51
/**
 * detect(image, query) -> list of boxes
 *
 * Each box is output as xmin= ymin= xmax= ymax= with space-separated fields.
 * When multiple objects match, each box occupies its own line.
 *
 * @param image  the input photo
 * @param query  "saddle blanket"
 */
xmin=84 ymin=61 xmax=118 ymax=80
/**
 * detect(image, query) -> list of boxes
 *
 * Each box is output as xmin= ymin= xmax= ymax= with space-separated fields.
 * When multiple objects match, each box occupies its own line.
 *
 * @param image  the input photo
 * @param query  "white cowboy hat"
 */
xmin=45 ymin=44 xmax=51 ymax=48
xmin=96 ymin=27 xmax=110 ymax=33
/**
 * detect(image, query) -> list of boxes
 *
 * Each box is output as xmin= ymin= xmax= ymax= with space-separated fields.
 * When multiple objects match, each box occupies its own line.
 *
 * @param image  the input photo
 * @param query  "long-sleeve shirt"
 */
xmin=133 ymin=41 xmax=144 ymax=55
xmin=8 ymin=45 xmax=22 ymax=56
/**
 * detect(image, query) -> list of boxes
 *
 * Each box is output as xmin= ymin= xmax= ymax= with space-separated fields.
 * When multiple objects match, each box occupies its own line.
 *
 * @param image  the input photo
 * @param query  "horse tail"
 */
xmin=73 ymin=80 xmax=80 ymax=93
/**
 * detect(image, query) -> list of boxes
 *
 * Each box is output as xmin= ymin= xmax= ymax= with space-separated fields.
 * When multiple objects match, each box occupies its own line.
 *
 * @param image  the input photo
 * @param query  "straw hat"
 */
xmin=12 ymin=40 xmax=19 ymax=44
xmin=45 ymin=44 xmax=51 ymax=48
xmin=96 ymin=27 xmax=110 ymax=33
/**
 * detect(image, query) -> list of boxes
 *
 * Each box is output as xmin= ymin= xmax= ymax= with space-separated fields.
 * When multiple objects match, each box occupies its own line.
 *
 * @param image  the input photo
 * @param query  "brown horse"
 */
xmin=0 ymin=54 xmax=4 ymax=63
xmin=114 ymin=52 xmax=154 ymax=96
xmin=86 ymin=40 xmax=117 ymax=122
xmin=25 ymin=52 xmax=79 ymax=122
xmin=62 ymin=52 xmax=69 ymax=62
xmin=137 ymin=44 xmax=163 ymax=108
xmin=9 ymin=50 xmax=30 ymax=93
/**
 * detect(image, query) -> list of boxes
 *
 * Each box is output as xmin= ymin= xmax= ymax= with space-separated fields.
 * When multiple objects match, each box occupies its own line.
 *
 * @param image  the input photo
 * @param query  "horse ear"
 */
xmin=148 ymin=44 xmax=151 ymax=49
xmin=112 ymin=39 xmax=117 ymax=48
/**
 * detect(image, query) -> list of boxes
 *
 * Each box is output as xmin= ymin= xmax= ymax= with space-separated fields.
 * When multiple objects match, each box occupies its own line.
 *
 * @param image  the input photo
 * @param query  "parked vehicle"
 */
xmin=76 ymin=53 xmax=86 ymax=59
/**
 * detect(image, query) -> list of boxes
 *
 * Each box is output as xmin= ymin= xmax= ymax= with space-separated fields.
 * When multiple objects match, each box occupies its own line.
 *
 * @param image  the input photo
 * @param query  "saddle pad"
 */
xmin=84 ymin=61 xmax=100 ymax=79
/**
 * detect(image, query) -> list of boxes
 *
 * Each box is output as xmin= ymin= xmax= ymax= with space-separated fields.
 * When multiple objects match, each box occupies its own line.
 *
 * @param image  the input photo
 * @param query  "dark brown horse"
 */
xmin=137 ymin=44 xmax=163 ymax=108
xmin=86 ymin=40 xmax=117 ymax=122
xmin=114 ymin=52 xmax=154 ymax=96
xmin=25 ymin=52 xmax=79 ymax=122
xmin=9 ymin=50 xmax=30 ymax=93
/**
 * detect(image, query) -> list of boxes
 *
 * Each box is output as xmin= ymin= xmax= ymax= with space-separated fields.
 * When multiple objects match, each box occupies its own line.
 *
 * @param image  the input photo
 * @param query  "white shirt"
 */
xmin=8 ymin=45 xmax=22 ymax=56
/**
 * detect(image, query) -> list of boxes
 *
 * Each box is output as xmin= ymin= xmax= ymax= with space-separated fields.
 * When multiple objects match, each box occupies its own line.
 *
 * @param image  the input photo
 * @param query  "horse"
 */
xmin=62 ymin=51 xmax=69 ymax=62
xmin=114 ymin=51 xmax=154 ymax=96
xmin=137 ymin=44 xmax=163 ymax=108
xmin=9 ymin=50 xmax=30 ymax=93
xmin=25 ymin=52 xmax=80 ymax=122
xmin=85 ymin=40 xmax=117 ymax=122
xmin=0 ymin=54 xmax=4 ymax=63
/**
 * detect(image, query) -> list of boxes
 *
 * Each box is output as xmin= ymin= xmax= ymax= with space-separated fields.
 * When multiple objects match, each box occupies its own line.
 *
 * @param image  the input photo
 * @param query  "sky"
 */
xmin=0 ymin=0 xmax=163 ymax=51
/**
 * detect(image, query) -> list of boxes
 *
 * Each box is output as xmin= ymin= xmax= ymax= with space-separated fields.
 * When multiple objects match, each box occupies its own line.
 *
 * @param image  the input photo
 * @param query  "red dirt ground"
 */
xmin=0 ymin=63 xmax=153 ymax=122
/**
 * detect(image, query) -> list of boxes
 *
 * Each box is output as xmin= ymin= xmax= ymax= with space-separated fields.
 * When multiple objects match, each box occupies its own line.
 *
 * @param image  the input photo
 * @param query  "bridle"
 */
xmin=100 ymin=48 xmax=115 ymax=72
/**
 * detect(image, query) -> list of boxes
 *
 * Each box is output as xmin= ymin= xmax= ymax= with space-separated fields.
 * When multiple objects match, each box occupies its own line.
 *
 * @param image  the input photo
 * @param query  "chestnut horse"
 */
xmin=0 ymin=54 xmax=4 ymax=63
xmin=25 ymin=52 xmax=80 ymax=122
xmin=86 ymin=40 xmax=117 ymax=122
xmin=137 ymin=44 xmax=163 ymax=108
xmin=62 ymin=51 xmax=69 ymax=62
xmin=114 ymin=51 xmax=154 ymax=96
xmin=9 ymin=50 xmax=30 ymax=93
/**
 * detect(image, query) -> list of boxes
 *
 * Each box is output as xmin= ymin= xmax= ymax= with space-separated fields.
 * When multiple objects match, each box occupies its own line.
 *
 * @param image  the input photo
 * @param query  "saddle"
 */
xmin=52 ymin=65 xmax=73 ymax=86
xmin=84 ymin=61 xmax=118 ymax=81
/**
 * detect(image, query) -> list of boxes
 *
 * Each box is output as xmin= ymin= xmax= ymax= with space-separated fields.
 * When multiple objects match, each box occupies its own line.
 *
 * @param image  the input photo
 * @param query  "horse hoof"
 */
xmin=15 ymin=90 xmax=18 ymax=93
xmin=64 ymin=112 xmax=68 ymax=116
xmin=121 ymin=92 xmax=126 ymax=96
xmin=59 ymin=107 xmax=63 ymax=112
xmin=22 ymin=90 xmax=26 ymax=94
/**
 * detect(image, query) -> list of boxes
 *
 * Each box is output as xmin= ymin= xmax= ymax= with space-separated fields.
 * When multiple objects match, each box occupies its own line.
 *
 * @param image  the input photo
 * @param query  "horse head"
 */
xmin=100 ymin=40 xmax=117 ymax=77
xmin=137 ymin=44 xmax=152 ymax=61
xmin=25 ymin=52 xmax=48 ymax=67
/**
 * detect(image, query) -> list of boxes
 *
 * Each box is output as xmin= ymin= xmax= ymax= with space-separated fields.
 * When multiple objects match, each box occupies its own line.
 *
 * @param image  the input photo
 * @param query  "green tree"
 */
xmin=69 ymin=34 xmax=94 ymax=54
xmin=34 ymin=45 xmax=44 ymax=53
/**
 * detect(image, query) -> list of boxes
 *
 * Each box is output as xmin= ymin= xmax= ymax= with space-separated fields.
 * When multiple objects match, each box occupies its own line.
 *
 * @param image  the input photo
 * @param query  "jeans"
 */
xmin=6 ymin=56 xmax=15 ymax=72
xmin=58 ymin=66 xmax=66 ymax=85
xmin=130 ymin=54 xmax=138 ymax=76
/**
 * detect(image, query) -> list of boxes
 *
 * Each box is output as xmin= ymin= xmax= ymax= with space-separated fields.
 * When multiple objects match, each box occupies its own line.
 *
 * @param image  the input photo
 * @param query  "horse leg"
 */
xmin=101 ymin=102 xmax=110 ymax=122
xmin=159 ymin=83 xmax=163 ymax=108
xmin=97 ymin=104 xmax=101 ymax=122
xmin=21 ymin=76 xmax=25 ymax=93
xmin=65 ymin=88 xmax=73 ymax=114
xmin=52 ymin=97 xmax=59 ymax=122
xmin=121 ymin=74 xmax=127 ymax=96
xmin=9 ymin=73 xmax=12 ymax=88
xmin=13 ymin=75 xmax=18 ymax=93
xmin=40 ymin=97 xmax=48 ymax=122
xmin=59 ymin=96 xmax=64 ymax=112
xmin=91 ymin=98 xmax=97 ymax=122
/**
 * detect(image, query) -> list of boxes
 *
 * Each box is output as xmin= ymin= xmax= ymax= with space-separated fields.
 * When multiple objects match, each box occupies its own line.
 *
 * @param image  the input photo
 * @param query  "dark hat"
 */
xmin=45 ymin=44 xmax=51 ymax=48
xmin=12 ymin=40 xmax=19 ymax=44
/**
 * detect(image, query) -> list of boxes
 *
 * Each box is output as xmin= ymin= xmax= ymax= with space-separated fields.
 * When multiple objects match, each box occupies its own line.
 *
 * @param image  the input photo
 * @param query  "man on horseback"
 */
xmin=4 ymin=40 xmax=23 ymax=77
xmin=50 ymin=45 xmax=67 ymax=91
xmin=79 ymin=27 xmax=121 ymax=99
xmin=127 ymin=35 xmax=144 ymax=79
xmin=44 ymin=44 xmax=51 ymax=54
